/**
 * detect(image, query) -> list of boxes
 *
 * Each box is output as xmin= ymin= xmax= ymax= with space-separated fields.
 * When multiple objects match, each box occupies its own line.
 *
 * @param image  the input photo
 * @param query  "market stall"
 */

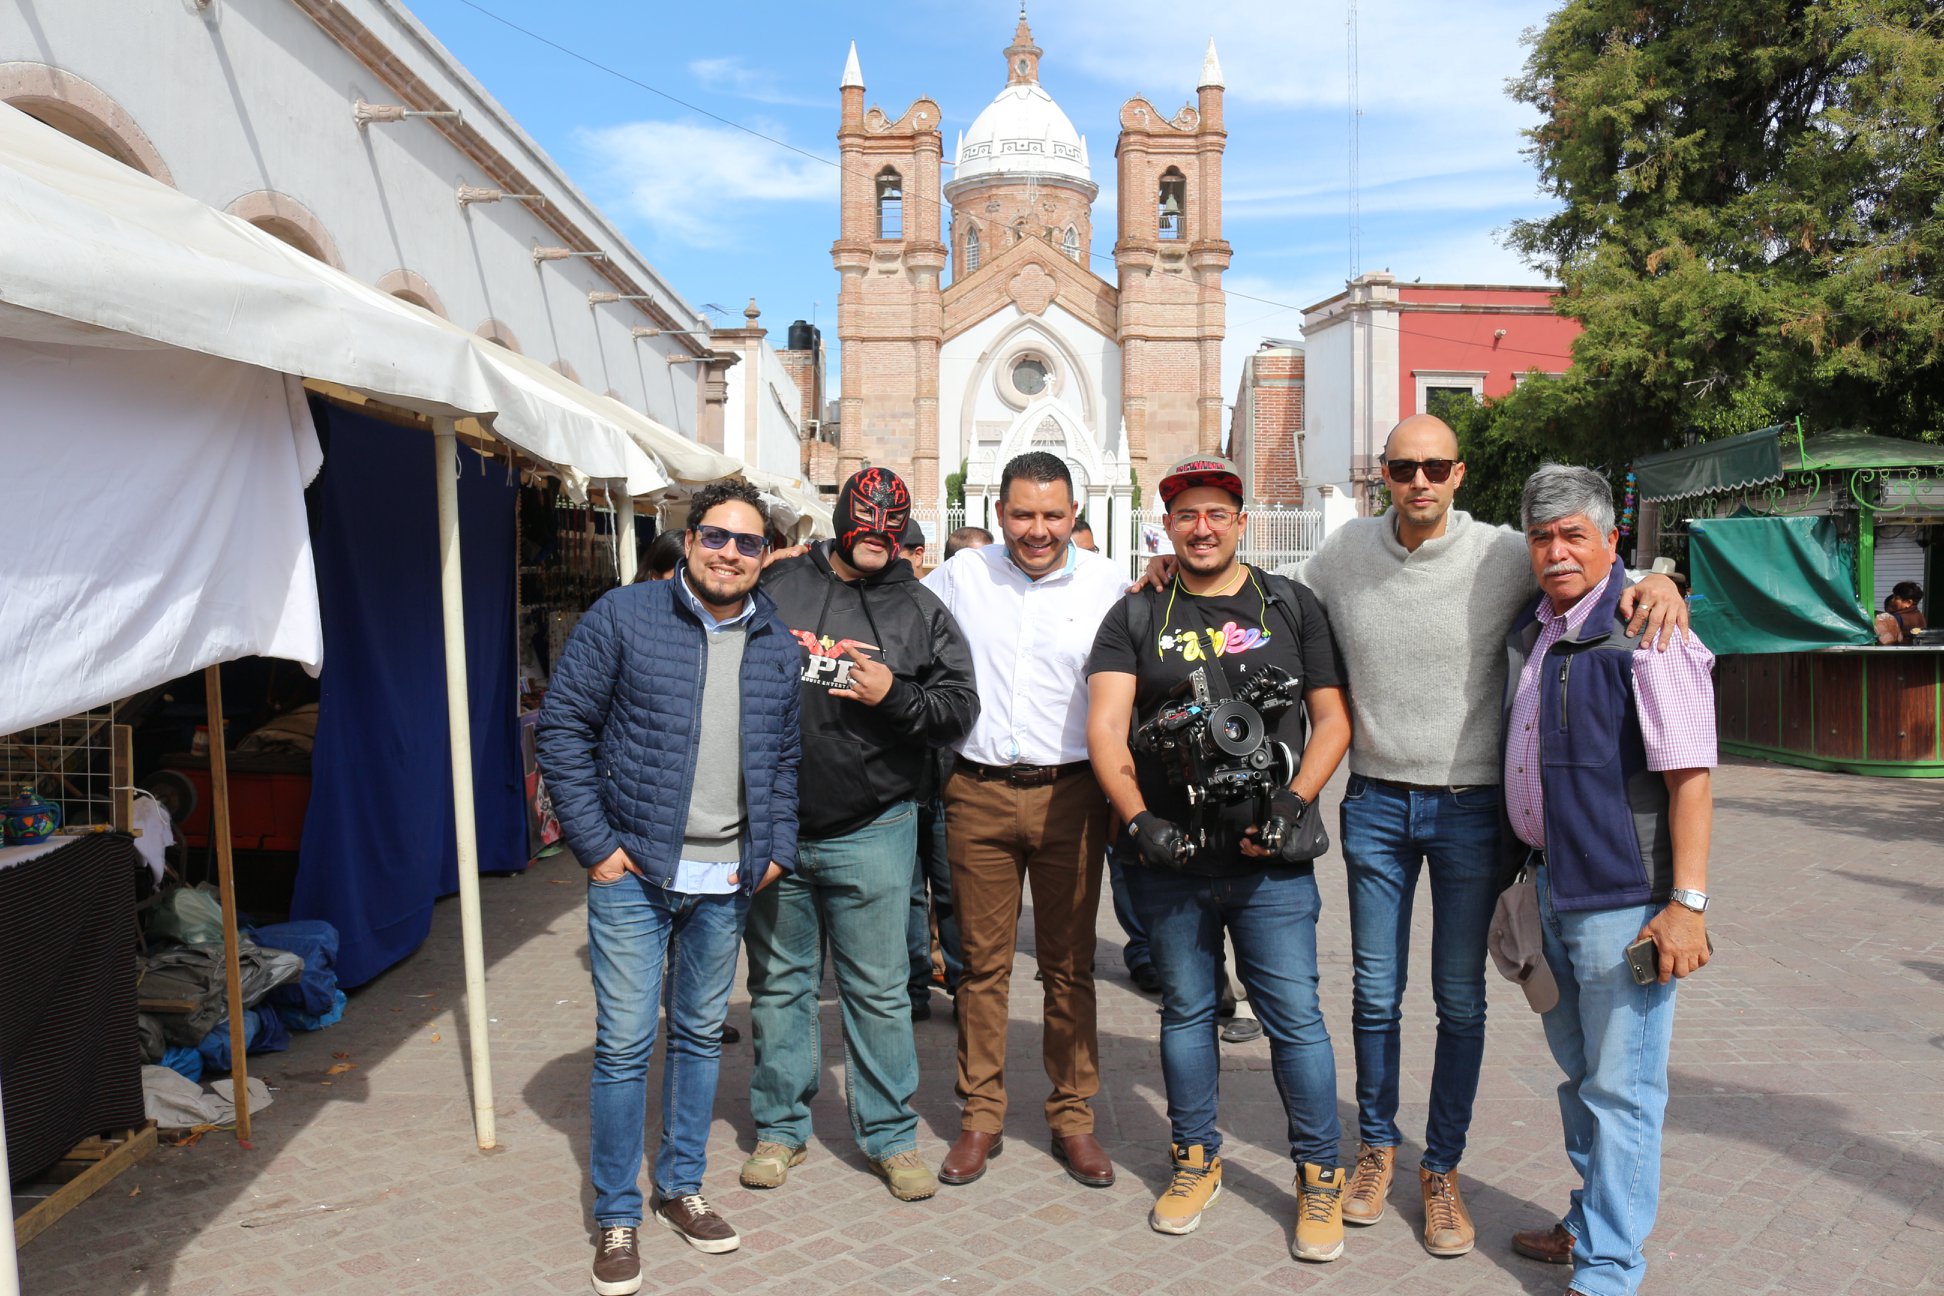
xmin=1637 ymin=423 xmax=1943 ymax=778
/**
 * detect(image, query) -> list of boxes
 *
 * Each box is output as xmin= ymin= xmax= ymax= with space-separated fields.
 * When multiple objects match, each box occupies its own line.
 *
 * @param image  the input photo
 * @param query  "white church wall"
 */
xmin=938 ymin=301 xmax=1121 ymax=504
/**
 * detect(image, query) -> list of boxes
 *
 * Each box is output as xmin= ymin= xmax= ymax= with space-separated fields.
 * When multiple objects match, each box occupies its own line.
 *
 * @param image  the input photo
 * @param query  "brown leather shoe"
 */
xmin=1342 ymin=1143 xmax=1395 ymax=1225
xmin=1419 ymin=1168 xmax=1475 ymax=1257
xmin=1512 ymin=1222 xmax=1575 ymax=1265
xmin=938 ymin=1130 xmax=1003 ymax=1185
xmin=1050 ymin=1132 xmax=1116 ymax=1187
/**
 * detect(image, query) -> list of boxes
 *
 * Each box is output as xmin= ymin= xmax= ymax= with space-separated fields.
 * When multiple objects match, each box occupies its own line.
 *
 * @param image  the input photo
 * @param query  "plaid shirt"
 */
xmin=1505 ymin=574 xmax=1716 ymax=851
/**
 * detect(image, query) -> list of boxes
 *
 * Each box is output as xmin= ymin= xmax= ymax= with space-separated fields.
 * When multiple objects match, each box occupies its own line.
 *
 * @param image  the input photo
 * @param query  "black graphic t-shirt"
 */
xmin=1086 ymin=567 xmax=1343 ymax=870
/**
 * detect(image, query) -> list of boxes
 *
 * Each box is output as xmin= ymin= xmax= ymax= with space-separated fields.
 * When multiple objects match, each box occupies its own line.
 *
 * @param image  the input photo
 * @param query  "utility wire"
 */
xmin=455 ymin=0 xmax=839 ymax=170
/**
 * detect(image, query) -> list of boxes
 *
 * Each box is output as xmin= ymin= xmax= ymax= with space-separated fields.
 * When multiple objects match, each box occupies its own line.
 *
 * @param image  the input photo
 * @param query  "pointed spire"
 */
xmin=1005 ymin=9 xmax=1042 ymax=86
xmin=840 ymin=41 xmax=863 ymax=90
xmin=1199 ymin=38 xmax=1224 ymax=90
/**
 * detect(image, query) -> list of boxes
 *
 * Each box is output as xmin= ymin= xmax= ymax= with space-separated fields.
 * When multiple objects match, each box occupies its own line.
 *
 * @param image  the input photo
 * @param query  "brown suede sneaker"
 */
xmin=1419 ymin=1167 xmax=1476 ymax=1257
xmin=653 ymin=1193 xmax=740 ymax=1254
xmin=591 ymin=1225 xmax=641 ymax=1296
xmin=1343 ymin=1143 xmax=1395 ymax=1225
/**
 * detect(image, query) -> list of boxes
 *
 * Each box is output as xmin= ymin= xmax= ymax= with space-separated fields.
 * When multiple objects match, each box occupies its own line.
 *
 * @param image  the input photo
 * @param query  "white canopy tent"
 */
xmin=0 ymin=102 xmax=801 ymax=1276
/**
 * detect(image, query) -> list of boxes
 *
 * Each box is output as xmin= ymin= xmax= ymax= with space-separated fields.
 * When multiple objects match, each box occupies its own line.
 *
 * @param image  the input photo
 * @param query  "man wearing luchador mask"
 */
xmin=741 ymin=468 xmax=980 ymax=1202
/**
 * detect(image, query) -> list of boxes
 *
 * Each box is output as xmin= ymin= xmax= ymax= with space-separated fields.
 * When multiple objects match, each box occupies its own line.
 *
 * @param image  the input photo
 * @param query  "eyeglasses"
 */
xmin=1168 ymin=508 xmax=1238 ymax=531
xmin=1385 ymin=458 xmax=1458 ymax=484
xmin=692 ymin=524 xmax=767 ymax=558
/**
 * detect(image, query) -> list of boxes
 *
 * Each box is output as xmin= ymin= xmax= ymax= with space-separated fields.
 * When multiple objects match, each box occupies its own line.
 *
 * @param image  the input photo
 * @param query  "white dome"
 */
xmin=952 ymin=82 xmax=1092 ymax=188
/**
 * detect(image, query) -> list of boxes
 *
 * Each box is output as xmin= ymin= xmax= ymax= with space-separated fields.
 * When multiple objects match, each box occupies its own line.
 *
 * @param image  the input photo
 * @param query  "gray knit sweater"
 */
xmin=1300 ymin=508 xmax=1533 ymax=786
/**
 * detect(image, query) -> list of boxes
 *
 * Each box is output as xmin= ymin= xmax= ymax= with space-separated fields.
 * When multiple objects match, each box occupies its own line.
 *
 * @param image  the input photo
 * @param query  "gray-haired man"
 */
xmin=1502 ymin=464 xmax=1715 ymax=1296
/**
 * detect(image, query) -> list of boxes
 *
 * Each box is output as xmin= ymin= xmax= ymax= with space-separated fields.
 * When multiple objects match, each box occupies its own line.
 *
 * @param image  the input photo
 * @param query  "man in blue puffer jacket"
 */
xmin=537 ymin=480 xmax=802 ymax=1296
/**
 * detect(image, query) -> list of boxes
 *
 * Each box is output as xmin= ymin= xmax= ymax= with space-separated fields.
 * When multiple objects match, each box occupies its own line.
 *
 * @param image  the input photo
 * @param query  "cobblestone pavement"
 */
xmin=17 ymin=758 xmax=1944 ymax=1295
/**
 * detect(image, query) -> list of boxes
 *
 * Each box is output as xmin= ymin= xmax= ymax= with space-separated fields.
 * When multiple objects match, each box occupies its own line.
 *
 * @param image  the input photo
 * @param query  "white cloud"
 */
xmin=576 ymin=119 xmax=838 ymax=250
xmin=688 ymin=56 xmax=822 ymax=108
xmin=1040 ymin=0 xmax=1545 ymax=117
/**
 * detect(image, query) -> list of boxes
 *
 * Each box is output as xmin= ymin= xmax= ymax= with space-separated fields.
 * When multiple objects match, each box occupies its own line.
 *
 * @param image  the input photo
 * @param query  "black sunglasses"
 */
xmin=692 ymin=523 xmax=767 ymax=558
xmin=1385 ymin=457 xmax=1457 ymax=484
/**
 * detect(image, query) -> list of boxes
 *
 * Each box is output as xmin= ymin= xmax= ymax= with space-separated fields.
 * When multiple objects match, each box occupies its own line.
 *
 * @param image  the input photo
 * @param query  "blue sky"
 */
xmin=409 ymin=0 xmax=1564 ymax=396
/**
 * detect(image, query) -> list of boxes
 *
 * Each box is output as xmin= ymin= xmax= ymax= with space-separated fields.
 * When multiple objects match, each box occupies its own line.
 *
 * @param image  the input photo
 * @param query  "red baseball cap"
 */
xmin=1158 ymin=454 xmax=1245 ymax=507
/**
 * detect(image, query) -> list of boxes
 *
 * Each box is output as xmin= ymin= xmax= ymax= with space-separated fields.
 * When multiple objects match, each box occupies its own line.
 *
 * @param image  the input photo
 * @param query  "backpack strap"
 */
xmin=1256 ymin=568 xmax=1308 ymax=646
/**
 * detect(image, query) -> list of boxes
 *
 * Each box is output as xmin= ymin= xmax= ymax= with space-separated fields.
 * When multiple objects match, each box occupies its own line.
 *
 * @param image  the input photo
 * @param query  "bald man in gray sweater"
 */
xmin=1295 ymin=416 xmax=1684 ymax=1259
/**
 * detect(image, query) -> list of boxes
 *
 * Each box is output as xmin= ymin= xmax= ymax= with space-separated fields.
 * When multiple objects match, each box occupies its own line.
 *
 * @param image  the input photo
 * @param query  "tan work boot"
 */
xmin=1149 ymin=1144 xmax=1223 ymax=1235
xmin=738 ymin=1141 xmax=806 ymax=1189
xmin=1291 ymin=1162 xmax=1346 ymax=1262
xmin=1342 ymin=1143 xmax=1395 ymax=1225
xmin=1420 ymin=1167 xmax=1477 ymax=1257
xmin=870 ymin=1149 xmax=940 ymax=1201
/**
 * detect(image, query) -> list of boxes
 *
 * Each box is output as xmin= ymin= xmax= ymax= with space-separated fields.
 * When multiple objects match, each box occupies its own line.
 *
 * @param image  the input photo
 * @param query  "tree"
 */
xmin=1495 ymin=0 xmax=1944 ymax=467
xmin=946 ymin=457 xmax=967 ymax=509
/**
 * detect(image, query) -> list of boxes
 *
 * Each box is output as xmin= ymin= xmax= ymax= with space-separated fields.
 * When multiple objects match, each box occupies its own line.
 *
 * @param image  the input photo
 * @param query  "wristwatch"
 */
xmin=1669 ymin=888 xmax=1709 ymax=913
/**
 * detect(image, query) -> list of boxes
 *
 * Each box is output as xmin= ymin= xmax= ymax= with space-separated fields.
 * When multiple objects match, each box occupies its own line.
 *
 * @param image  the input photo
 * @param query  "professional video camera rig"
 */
xmin=1130 ymin=664 xmax=1301 ymax=859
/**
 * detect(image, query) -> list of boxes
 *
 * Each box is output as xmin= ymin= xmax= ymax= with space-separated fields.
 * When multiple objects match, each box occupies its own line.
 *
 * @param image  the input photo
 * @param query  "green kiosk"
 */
xmin=1636 ymin=424 xmax=1943 ymax=778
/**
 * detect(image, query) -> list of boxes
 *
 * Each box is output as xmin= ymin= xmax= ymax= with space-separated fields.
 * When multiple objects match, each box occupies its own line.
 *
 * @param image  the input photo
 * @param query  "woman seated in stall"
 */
xmin=1874 ymin=581 xmax=1928 ymax=645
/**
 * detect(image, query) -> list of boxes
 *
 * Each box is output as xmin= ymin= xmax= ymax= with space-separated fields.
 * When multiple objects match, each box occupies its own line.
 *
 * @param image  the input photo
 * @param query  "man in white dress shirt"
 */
xmin=922 ymin=451 xmax=1131 ymax=1189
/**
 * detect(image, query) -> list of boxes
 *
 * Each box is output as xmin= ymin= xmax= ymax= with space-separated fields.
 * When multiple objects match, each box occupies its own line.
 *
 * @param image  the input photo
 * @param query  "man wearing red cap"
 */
xmin=1087 ymin=454 xmax=1356 ymax=1261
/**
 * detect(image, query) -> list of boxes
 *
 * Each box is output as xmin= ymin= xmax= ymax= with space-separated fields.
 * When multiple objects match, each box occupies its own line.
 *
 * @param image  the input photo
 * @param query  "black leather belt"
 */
xmin=957 ymin=759 xmax=1091 ymax=788
xmin=1366 ymin=776 xmax=1485 ymax=795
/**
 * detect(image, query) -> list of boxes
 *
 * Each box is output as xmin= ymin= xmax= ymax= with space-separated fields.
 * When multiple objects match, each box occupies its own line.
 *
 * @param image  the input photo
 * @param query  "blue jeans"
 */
xmin=907 ymin=795 xmax=963 ymax=1000
xmin=1106 ymin=847 xmax=1152 ymax=975
xmin=1339 ymin=774 xmax=1502 ymax=1173
xmin=1127 ymin=863 xmax=1341 ymax=1167
xmin=746 ymin=800 xmax=921 ymax=1159
xmin=1537 ymin=867 xmax=1676 ymax=1296
xmin=586 ymin=872 xmax=751 ymax=1227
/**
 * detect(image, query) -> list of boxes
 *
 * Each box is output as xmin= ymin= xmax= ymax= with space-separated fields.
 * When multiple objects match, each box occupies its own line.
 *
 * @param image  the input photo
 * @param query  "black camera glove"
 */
xmin=1262 ymin=790 xmax=1309 ymax=862
xmin=1128 ymin=811 xmax=1190 ymax=869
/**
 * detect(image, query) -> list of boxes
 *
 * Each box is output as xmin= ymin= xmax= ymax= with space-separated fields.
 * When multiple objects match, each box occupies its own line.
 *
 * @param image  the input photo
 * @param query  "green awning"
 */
xmin=1788 ymin=428 xmax=1944 ymax=472
xmin=1687 ymin=515 xmax=1874 ymax=654
xmin=1634 ymin=425 xmax=1786 ymax=502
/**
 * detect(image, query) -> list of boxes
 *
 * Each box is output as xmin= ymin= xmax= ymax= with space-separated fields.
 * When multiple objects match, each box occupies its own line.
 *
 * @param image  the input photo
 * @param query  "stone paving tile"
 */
xmin=15 ymin=758 xmax=1944 ymax=1294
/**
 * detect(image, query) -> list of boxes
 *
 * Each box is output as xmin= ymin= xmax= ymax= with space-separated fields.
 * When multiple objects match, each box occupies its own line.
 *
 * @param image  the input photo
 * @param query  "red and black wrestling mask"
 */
xmin=833 ymin=467 xmax=912 ymax=565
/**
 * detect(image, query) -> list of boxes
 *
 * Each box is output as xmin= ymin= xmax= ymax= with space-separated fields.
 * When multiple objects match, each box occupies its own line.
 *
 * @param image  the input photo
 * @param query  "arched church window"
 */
xmin=1158 ymin=170 xmax=1187 ymax=241
xmin=876 ymin=169 xmax=903 ymax=239
xmin=1063 ymin=226 xmax=1080 ymax=261
xmin=964 ymin=223 xmax=981 ymax=273
xmin=1032 ymin=415 xmax=1063 ymax=446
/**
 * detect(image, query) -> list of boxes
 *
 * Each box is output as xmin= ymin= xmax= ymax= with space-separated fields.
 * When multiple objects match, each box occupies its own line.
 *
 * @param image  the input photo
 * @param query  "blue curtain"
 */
xmin=294 ymin=402 xmax=525 ymax=987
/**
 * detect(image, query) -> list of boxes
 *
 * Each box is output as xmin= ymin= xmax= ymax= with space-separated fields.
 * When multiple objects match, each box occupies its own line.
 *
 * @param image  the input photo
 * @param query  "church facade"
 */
xmin=831 ymin=15 xmax=1229 ymax=562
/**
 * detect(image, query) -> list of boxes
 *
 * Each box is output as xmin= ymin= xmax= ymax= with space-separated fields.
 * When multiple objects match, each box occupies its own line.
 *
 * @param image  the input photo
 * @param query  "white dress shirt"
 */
xmin=923 ymin=541 xmax=1129 ymax=766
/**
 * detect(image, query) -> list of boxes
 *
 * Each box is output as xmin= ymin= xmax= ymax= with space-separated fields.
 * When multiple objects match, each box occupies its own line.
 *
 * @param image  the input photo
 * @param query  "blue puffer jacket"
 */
xmin=535 ymin=577 xmax=801 ymax=890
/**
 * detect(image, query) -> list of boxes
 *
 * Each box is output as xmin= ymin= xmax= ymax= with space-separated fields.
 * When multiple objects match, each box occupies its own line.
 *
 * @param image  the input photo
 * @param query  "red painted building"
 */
xmin=1300 ymin=273 xmax=1581 ymax=512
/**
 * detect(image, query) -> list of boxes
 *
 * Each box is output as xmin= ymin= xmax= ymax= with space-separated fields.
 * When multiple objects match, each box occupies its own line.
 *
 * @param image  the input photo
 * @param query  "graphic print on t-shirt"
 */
xmin=788 ymin=627 xmax=880 ymax=690
xmin=1157 ymin=619 xmax=1273 ymax=664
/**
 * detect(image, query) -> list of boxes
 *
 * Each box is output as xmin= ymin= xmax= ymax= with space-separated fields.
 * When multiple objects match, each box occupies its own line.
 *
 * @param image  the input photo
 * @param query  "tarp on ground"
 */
xmin=1635 ymin=425 xmax=1787 ymax=503
xmin=292 ymin=403 xmax=525 ymax=987
xmin=0 ymin=338 xmax=323 ymax=735
xmin=1687 ymin=515 xmax=1875 ymax=654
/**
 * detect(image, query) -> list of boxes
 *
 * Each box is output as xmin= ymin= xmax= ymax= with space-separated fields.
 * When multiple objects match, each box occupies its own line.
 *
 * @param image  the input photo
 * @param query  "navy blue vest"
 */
xmin=1501 ymin=575 xmax=1672 ymax=913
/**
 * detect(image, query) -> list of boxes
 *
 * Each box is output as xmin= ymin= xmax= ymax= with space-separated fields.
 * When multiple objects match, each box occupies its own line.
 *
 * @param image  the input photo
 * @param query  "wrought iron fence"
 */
xmin=1238 ymin=505 xmax=1326 ymax=574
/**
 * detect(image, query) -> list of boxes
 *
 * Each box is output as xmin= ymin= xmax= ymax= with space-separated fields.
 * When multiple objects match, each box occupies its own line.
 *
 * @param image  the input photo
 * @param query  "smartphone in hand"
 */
xmin=1624 ymin=936 xmax=1659 ymax=986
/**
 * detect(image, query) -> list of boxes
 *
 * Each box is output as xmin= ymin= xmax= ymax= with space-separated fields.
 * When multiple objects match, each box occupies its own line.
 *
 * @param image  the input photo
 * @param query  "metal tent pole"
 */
xmin=204 ymin=665 xmax=252 ymax=1142
xmin=1 ymin=1069 xmax=19 ymax=1296
xmin=433 ymin=417 xmax=497 ymax=1150
xmin=615 ymin=488 xmax=637 ymax=586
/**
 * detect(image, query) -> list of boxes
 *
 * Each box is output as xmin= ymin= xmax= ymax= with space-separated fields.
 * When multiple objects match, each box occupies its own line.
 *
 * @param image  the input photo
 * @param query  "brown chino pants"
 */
xmin=943 ymin=765 xmax=1109 ymax=1136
